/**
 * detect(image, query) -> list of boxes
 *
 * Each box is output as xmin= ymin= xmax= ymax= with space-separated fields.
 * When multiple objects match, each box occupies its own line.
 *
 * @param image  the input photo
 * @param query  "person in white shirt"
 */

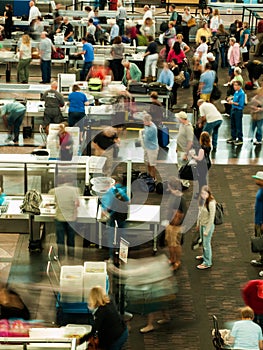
xmin=197 ymin=99 xmax=223 ymax=152
xmin=28 ymin=1 xmax=41 ymax=24
xmin=143 ymin=5 xmax=153 ymax=22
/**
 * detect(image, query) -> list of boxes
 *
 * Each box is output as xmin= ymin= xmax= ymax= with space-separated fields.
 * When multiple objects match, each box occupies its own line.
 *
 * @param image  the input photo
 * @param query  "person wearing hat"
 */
xmin=251 ymin=171 xmax=263 ymax=267
xmin=0 ymin=101 xmax=26 ymax=145
xmin=207 ymin=52 xmax=218 ymax=75
xmin=197 ymin=99 xmax=223 ymax=152
xmin=242 ymin=280 xmax=263 ymax=330
xmin=175 ymin=111 xmax=194 ymax=189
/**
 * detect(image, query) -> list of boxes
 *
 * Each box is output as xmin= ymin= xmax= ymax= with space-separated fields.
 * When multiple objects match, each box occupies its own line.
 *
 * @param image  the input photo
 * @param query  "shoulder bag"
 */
xmin=178 ymin=161 xmax=198 ymax=181
xmin=187 ymin=17 xmax=196 ymax=28
xmin=174 ymin=71 xmax=185 ymax=85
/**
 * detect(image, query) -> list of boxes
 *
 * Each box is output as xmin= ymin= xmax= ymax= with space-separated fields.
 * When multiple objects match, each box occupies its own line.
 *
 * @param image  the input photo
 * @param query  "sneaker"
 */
xmin=226 ymin=138 xmax=235 ymax=144
xmin=254 ymin=141 xmax=262 ymax=145
xmin=251 ymin=259 xmax=263 ymax=267
xmin=223 ymin=83 xmax=229 ymax=87
xmin=222 ymin=113 xmax=230 ymax=118
xmin=234 ymin=139 xmax=243 ymax=146
xmin=4 ymin=136 xmax=12 ymax=143
xmin=7 ymin=140 xmax=14 ymax=145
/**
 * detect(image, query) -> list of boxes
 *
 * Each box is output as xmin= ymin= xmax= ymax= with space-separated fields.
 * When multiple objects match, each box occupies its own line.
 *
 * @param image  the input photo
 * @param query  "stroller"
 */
xmin=212 ymin=315 xmax=232 ymax=350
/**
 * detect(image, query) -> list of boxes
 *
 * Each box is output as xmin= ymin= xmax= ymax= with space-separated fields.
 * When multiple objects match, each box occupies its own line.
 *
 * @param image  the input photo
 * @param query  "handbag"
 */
xmin=174 ymin=71 xmax=185 ymax=85
xmin=187 ymin=17 xmax=196 ymax=28
xmin=178 ymin=162 xmax=198 ymax=181
xmin=251 ymin=236 xmax=263 ymax=253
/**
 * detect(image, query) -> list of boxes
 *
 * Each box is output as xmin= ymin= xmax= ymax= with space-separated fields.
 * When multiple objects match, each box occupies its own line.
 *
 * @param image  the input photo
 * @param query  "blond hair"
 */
xmin=88 ymin=286 xmax=110 ymax=308
xmin=22 ymin=34 xmax=31 ymax=45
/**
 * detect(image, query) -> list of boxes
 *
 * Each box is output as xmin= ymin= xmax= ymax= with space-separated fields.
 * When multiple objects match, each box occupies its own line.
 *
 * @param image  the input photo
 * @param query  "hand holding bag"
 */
xmin=187 ymin=17 xmax=196 ymax=28
xmin=178 ymin=161 xmax=198 ymax=180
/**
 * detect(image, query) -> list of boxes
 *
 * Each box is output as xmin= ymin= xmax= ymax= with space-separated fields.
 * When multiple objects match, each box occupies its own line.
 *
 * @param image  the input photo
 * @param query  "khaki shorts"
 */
xmin=144 ymin=148 xmax=159 ymax=166
xmin=165 ymin=224 xmax=182 ymax=247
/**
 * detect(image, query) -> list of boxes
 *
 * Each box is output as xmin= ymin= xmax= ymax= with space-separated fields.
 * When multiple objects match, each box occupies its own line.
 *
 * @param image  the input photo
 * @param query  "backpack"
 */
xmin=176 ymin=14 xmax=182 ymax=26
xmin=214 ymin=202 xmax=224 ymax=225
xmin=20 ymin=190 xmax=42 ymax=215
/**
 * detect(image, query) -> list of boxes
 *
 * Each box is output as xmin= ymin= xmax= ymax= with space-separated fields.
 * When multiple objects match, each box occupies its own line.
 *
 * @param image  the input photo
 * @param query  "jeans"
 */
xmin=200 ymin=223 xmax=215 ymax=266
xmin=80 ymin=61 xmax=92 ymax=81
xmin=68 ymin=111 xmax=85 ymax=130
xmin=144 ymin=53 xmax=158 ymax=78
xmin=203 ymin=120 xmax=223 ymax=148
xmin=55 ymin=220 xmax=75 ymax=257
xmin=219 ymin=44 xmax=226 ymax=68
xmin=230 ymin=108 xmax=243 ymax=141
xmin=8 ymin=108 xmax=26 ymax=142
xmin=254 ymin=314 xmax=263 ymax=331
xmin=109 ymin=327 xmax=128 ymax=350
xmin=116 ymin=19 xmax=125 ymax=36
xmin=251 ymin=119 xmax=263 ymax=142
xmin=41 ymin=60 xmax=51 ymax=83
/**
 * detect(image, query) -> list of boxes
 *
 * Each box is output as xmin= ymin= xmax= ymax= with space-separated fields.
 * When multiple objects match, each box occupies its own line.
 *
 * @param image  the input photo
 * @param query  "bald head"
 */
xmin=51 ymin=81 xmax=58 ymax=90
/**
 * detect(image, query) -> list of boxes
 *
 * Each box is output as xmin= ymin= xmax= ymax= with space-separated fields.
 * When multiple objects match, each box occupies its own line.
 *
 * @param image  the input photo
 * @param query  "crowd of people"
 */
xmin=1 ymin=3 xmax=263 ymax=349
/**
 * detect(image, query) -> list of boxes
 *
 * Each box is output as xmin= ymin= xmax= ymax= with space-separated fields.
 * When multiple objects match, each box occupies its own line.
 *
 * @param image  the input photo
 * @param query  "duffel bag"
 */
xmin=128 ymin=82 xmax=149 ymax=94
xmin=148 ymin=82 xmax=168 ymax=95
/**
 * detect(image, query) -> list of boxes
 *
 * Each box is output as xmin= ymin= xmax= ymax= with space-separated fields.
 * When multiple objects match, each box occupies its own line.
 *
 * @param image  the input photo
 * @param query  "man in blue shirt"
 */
xmin=251 ymin=171 xmax=263 ymax=267
xmin=109 ymin=21 xmax=119 ymax=44
xmin=198 ymin=63 xmax=216 ymax=102
xmin=140 ymin=114 xmax=159 ymax=181
xmin=158 ymin=62 xmax=174 ymax=90
xmin=77 ymin=36 xmax=94 ymax=81
xmin=226 ymin=80 xmax=245 ymax=146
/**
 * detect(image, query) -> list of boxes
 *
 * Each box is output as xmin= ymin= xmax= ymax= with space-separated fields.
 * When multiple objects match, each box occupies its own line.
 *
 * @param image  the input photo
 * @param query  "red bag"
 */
xmin=52 ymin=48 xmax=65 ymax=59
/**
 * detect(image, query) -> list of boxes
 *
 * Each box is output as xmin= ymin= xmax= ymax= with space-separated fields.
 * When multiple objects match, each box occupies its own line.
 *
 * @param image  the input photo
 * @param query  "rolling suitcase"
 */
xmin=158 ymin=124 xmax=169 ymax=148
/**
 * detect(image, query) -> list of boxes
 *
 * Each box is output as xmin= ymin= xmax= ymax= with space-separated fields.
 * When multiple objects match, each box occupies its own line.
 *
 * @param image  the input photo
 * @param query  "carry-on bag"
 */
xmin=128 ymin=82 xmax=149 ymax=94
xmin=158 ymin=124 xmax=169 ymax=148
xmin=148 ymin=82 xmax=168 ymax=95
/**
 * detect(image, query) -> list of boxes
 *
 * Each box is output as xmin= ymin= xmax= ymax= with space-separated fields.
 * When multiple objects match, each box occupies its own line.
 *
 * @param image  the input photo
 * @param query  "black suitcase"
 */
xmin=158 ymin=124 xmax=169 ymax=148
xmin=23 ymin=126 xmax=32 ymax=139
xmin=148 ymin=82 xmax=168 ymax=95
xmin=128 ymin=82 xmax=149 ymax=94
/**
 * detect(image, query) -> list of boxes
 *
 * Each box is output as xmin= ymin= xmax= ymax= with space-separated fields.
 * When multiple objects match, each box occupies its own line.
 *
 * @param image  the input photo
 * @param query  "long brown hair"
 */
xmin=199 ymin=185 xmax=214 ymax=210
xmin=200 ymin=131 xmax=211 ymax=148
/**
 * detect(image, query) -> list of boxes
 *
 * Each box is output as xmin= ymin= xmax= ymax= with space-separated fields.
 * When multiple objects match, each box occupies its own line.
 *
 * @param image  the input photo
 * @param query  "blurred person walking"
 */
xmin=4 ymin=4 xmax=13 ymax=39
xmin=39 ymin=31 xmax=56 ymax=84
xmin=165 ymin=177 xmax=187 ymax=271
